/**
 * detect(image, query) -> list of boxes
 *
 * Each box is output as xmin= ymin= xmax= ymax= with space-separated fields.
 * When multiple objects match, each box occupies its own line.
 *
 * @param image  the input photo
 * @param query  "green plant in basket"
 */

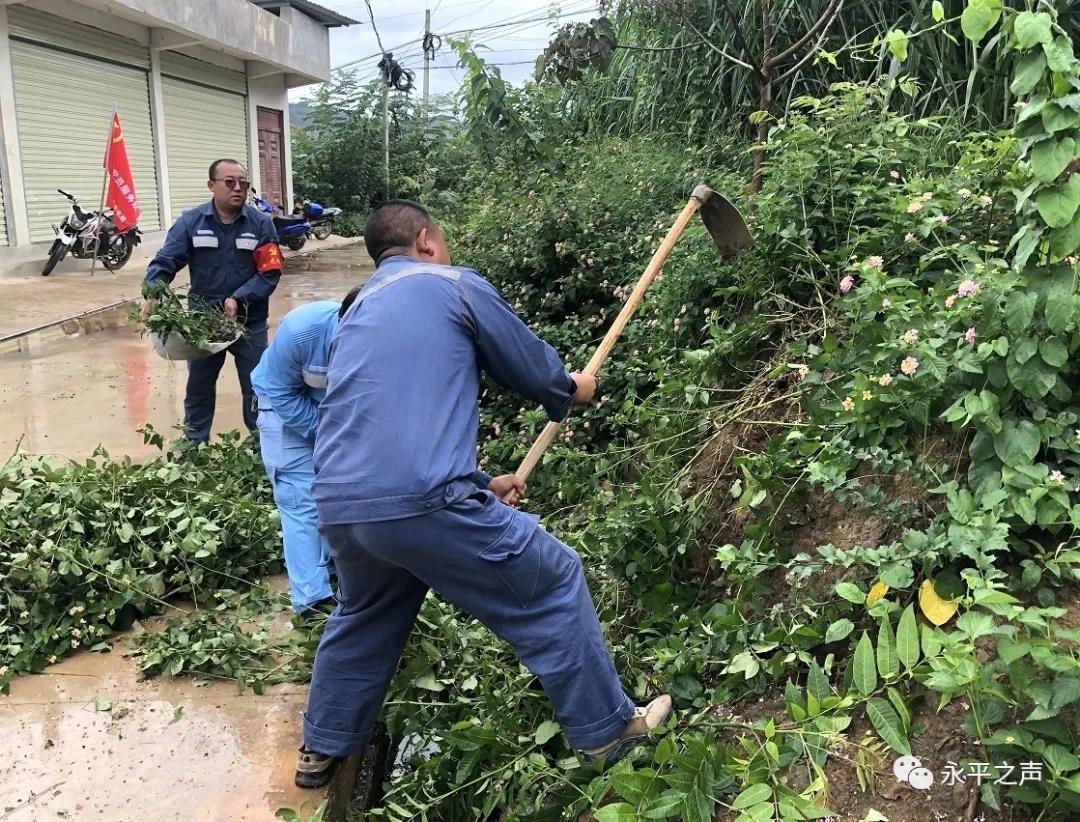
xmin=136 ymin=282 xmax=244 ymax=349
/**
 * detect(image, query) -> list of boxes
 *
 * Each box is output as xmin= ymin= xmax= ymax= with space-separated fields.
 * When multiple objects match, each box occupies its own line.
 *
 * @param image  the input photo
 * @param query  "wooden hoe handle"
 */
xmin=507 ymin=186 xmax=713 ymax=492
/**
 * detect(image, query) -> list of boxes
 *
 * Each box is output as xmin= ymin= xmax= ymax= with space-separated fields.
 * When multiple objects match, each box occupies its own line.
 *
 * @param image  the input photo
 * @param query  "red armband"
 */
xmin=253 ymin=242 xmax=283 ymax=274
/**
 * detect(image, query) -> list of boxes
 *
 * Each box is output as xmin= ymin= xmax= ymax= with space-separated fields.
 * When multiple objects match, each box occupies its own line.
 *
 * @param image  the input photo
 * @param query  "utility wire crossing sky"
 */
xmin=296 ymin=0 xmax=600 ymax=99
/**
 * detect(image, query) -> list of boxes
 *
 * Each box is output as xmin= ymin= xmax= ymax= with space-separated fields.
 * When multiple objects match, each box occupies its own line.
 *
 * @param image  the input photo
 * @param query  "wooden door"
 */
xmin=257 ymin=107 xmax=286 ymax=211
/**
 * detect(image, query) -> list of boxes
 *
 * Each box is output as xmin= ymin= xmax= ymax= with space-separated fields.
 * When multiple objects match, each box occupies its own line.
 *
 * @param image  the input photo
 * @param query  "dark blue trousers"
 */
xmin=184 ymin=321 xmax=268 ymax=443
xmin=303 ymin=488 xmax=634 ymax=756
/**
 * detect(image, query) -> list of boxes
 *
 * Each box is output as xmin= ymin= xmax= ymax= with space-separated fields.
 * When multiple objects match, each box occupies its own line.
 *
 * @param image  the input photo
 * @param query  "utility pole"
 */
xmin=382 ymin=81 xmax=390 ymax=200
xmin=422 ymin=8 xmax=431 ymax=122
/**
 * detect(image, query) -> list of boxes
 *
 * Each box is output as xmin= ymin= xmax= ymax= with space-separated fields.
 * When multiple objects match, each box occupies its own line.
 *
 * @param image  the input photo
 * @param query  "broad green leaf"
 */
xmin=534 ymin=720 xmax=560 ymax=744
xmin=1039 ymin=337 xmax=1068 ymax=367
xmin=1014 ymin=223 xmax=1043 ymax=270
xmin=867 ymin=697 xmax=911 ymax=755
xmin=654 ymin=735 xmax=677 ymax=764
xmin=1036 ymin=175 xmax=1080 ymax=228
xmin=1051 ymin=675 xmax=1080 ymax=710
xmin=413 ymin=675 xmax=444 ymax=692
xmin=932 ymin=0 xmax=944 ymax=22
xmin=1013 ymin=335 xmax=1037 ymax=364
xmin=853 ymin=632 xmax=877 ymax=696
xmin=877 ymin=617 xmax=899 ymax=680
xmin=921 ymin=625 xmax=943 ymax=658
xmin=1042 ymin=104 xmax=1080 ymax=136
xmin=1007 ymin=353 xmax=1058 ymax=399
xmin=993 ymin=419 xmax=1040 ymax=467
xmin=781 ymin=794 xmax=836 ymax=819
xmin=730 ymin=783 xmax=772 ymax=809
xmin=611 ymin=770 xmax=656 ymax=805
xmin=887 ymin=686 xmax=912 ymax=733
xmin=880 ymin=562 xmax=914 ymax=589
xmin=960 ymin=0 xmax=1002 ymax=44
xmin=642 ymin=791 xmax=684 ymax=819
xmin=1013 ymin=12 xmax=1053 ymax=49
xmin=1011 ymin=51 xmax=1047 ymax=96
xmin=1050 ymin=217 xmax=1080 ymax=263
xmin=825 ymin=619 xmax=855 ymax=643
xmin=724 ymin=650 xmax=760 ymax=680
xmin=1044 ymin=35 xmax=1075 ymax=73
xmin=594 ymin=803 xmax=638 ymax=822
xmin=897 ymin=605 xmax=920 ymax=670
xmin=94 ymin=697 xmax=112 ymax=712
xmin=807 ymin=660 xmax=831 ymax=704
xmin=1005 ymin=291 xmax=1037 ymax=335
xmin=1030 ymin=136 xmax=1075 ymax=183
xmin=886 ymin=29 xmax=909 ymax=62
xmin=835 ymin=582 xmax=865 ymax=604
xmin=996 ymin=639 xmax=1030 ymax=664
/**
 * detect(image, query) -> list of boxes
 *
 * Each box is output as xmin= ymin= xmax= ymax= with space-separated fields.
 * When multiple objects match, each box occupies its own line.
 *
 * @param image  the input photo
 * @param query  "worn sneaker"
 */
xmin=581 ymin=694 xmax=673 ymax=764
xmin=295 ymin=745 xmax=339 ymax=788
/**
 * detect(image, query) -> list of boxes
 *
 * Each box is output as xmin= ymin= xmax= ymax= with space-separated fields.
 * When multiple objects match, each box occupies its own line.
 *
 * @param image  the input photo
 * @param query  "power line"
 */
xmin=362 ymin=0 xmax=386 ymax=55
xmin=429 ymin=60 xmax=535 ymax=69
xmin=330 ymin=1 xmax=596 ymax=71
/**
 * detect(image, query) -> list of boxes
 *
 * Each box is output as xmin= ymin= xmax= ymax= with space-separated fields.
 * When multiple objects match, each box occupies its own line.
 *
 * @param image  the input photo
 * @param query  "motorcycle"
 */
xmin=42 ymin=189 xmax=141 ymax=276
xmin=293 ymin=198 xmax=342 ymax=241
xmin=252 ymin=189 xmax=310 ymax=252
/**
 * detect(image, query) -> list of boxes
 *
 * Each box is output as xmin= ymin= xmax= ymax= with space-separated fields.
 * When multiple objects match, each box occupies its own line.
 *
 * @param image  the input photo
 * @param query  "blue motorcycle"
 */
xmin=293 ymin=197 xmax=342 ymax=241
xmin=252 ymin=189 xmax=310 ymax=252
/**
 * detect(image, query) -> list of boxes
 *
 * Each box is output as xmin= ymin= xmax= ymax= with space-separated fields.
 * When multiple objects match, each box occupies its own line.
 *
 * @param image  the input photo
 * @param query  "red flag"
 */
xmin=104 ymin=113 xmax=140 ymax=232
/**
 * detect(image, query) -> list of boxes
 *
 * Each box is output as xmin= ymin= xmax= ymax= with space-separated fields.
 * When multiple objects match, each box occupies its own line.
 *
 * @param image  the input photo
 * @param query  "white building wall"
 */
xmin=0 ymin=0 xmax=324 ymax=263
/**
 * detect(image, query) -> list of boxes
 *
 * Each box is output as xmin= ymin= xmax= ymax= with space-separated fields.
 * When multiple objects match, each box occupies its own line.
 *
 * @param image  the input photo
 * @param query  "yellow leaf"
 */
xmin=919 ymin=579 xmax=958 ymax=626
xmin=866 ymin=581 xmax=889 ymax=607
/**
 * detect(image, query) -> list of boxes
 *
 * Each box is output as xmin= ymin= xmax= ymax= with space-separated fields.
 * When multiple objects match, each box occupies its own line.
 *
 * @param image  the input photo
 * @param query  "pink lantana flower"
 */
xmin=957 ymin=279 xmax=980 ymax=297
xmin=901 ymin=357 xmax=920 ymax=376
xmin=901 ymin=329 xmax=919 ymax=346
xmin=881 ymin=298 xmax=892 ymax=309
xmin=945 ymin=294 xmax=957 ymax=309
xmin=878 ymin=374 xmax=894 ymax=387
xmin=865 ymin=255 xmax=884 ymax=269
xmin=842 ymin=397 xmax=856 ymax=412
xmin=906 ymin=201 xmax=924 ymax=214
xmin=965 ymin=327 xmax=977 ymax=345
xmin=840 ymin=275 xmax=855 ymax=294
xmin=1051 ymin=470 xmax=1066 ymax=486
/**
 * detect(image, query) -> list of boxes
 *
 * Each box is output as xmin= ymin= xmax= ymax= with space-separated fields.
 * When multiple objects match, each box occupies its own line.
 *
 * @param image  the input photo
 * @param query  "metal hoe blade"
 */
xmin=696 ymin=187 xmax=753 ymax=258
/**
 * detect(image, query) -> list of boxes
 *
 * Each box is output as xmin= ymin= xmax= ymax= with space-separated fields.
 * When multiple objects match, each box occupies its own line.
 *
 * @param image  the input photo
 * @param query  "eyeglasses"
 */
xmin=212 ymin=178 xmax=251 ymax=191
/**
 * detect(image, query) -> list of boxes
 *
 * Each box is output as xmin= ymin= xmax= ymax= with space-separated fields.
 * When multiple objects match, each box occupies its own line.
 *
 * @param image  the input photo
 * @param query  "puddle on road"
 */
xmin=0 ymin=257 xmax=371 ymax=460
xmin=0 ymin=639 xmax=315 ymax=822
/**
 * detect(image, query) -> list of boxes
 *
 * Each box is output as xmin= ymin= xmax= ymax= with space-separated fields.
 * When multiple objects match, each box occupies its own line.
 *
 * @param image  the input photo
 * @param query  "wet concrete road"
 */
xmin=0 ymin=247 xmax=373 ymax=820
xmin=0 ymin=638 xmax=316 ymax=821
xmin=0 ymin=247 xmax=372 ymax=460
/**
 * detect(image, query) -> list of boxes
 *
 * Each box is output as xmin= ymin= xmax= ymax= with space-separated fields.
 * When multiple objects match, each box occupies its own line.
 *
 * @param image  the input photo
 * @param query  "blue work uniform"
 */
xmin=251 ymin=301 xmax=339 ymax=613
xmin=145 ymin=202 xmax=281 ymax=442
xmin=303 ymin=256 xmax=635 ymax=758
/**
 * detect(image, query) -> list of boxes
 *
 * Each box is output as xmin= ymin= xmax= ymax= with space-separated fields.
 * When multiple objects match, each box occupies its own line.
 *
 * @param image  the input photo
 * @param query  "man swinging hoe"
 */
xmin=296 ymin=189 xmax=751 ymax=787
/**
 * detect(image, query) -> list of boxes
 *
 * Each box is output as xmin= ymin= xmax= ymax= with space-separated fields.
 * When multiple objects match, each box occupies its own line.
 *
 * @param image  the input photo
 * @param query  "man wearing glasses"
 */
xmin=143 ymin=159 xmax=282 ymax=443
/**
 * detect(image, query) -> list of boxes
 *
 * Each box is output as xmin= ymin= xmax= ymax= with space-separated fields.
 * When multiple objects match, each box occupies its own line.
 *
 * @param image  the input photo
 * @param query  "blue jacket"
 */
xmin=251 ymin=300 xmax=339 ymax=441
xmin=144 ymin=201 xmax=280 ymax=325
xmin=313 ymin=256 xmax=577 ymax=524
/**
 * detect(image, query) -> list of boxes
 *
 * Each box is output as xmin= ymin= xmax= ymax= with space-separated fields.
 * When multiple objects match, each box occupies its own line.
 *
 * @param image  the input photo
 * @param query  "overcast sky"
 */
xmin=292 ymin=0 xmax=600 ymax=100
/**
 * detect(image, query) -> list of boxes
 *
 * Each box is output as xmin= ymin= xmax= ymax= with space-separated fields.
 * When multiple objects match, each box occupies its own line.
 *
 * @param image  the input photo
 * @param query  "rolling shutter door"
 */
xmin=160 ymin=53 xmax=248 ymax=216
xmin=8 ymin=8 xmax=160 ymax=242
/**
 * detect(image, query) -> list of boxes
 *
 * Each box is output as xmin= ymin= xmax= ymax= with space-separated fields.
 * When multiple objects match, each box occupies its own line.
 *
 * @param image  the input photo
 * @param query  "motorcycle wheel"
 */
xmin=285 ymin=236 xmax=306 ymax=252
xmin=312 ymin=223 xmax=332 ymax=240
xmin=102 ymin=237 xmax=134 ymax=271
xmin=42 ymin=240 xmax=69 ymax=276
